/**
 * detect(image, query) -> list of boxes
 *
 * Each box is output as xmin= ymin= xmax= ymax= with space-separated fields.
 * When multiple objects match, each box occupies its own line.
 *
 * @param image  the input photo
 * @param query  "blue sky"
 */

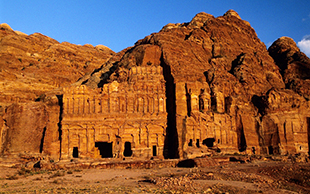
xmin=1 ymin=1 xmax=310 ymax=56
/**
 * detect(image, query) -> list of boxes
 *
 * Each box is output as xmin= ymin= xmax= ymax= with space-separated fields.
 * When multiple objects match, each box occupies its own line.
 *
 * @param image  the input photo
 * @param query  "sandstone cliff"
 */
xmin=0 ymin=23 xmax=114 ymax=107
xmin=0 ymin=23 xmax=114 ymax=157
xmin=269 ymin=37 xmax=310 ymax=100
xmin=1 ymin=10 xmax=310 ymax=160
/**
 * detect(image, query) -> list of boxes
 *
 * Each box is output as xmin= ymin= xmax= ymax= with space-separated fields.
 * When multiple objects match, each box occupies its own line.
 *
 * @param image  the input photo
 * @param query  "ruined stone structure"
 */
xmin=61 ymin=65 xmax=167 ymax=159
xmin=182 ymin=82 xmax=239 ymax=155
xmin=61 ymin=71 xmax=310 ymax=160
xmin=261 ymin=89 xmax=310 ymax=155
xmin=60 ymin=69 xmax=246 ymax=160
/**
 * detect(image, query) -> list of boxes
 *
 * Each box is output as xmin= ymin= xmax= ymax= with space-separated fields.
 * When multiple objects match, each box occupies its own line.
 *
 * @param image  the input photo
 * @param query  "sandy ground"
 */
xmin=0 ymin=160 xmax=310 ymax=193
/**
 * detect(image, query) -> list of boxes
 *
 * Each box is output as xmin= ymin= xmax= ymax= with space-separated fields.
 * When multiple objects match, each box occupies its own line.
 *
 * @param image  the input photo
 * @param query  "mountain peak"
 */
xmin=223 ymin=9 xmax=241 ymax=19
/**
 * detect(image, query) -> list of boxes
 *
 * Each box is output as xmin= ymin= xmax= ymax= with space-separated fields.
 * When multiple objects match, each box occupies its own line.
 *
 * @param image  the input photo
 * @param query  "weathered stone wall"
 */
xmin=258 ymin=89 xmax=310 ymax=155
xmin=61 ymin=65 xmax=167 ymax=159
xmin=177 ymin=81 xmax=247 ymax=158
xmin=1 ymin=102 xmax=48 ymax=155
xmin=1 ymin=11 xmax=310 ymax=161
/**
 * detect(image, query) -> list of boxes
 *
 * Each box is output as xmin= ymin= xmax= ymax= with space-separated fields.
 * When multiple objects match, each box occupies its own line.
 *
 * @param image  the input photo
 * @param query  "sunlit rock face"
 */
xmin=0 ymin=23 xmax=114 ymax=107
xmin=1 ymin=10 xmax=310 ymax=160
xmin=269 ymin=37 xmax=310 ymax=100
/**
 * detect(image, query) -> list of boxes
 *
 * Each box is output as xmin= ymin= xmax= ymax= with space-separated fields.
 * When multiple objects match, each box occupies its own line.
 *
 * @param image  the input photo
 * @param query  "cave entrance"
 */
xmin=268 ymin=146 xmax=274 ymax=155
xmin=152 ymin=145 xmax=157 ymax=157
xmin=203 ymin=138 xmax=215 ymax=148
xmin=72 ymin=147 xmax=79 ymax=158
xmin=95 ymin=142 xmax=113 ymax=158
xmin=236 ymin=114 xmax=247 ymax=152
xmin=123 ymin=142 xmax=132 ymax=157
xmin=188 ymin=139 xmax=193 ymax=147
xmin=196 ymin=139 xmax=200 ymax=148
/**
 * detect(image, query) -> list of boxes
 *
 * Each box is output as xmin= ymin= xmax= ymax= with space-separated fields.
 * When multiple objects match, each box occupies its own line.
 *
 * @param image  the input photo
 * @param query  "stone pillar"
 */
xmin=199 ymin=89 xmax=211 ymax=113
xmin=216 ymin=92 xmax=225 ymax=113
xmin=61 ymin=128 xmax=69 ymax=159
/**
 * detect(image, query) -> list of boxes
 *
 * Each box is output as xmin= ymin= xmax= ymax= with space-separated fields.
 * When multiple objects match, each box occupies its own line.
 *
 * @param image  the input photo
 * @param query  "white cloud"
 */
xmin=302 ymin=13 xmax=310 ymax=22
xmin=297 ymin=35 xmax=310 ymax=58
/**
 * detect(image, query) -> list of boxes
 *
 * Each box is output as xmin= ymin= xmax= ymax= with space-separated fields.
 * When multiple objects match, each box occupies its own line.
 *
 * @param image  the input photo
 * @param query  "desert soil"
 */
xmin=0 ymin=159 xmax=310 ymax=193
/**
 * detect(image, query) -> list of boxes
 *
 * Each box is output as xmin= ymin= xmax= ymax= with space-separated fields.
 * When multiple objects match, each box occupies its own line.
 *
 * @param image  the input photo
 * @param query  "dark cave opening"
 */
xmin=123 ymin=141 xmax=133 ymax=157
xmin=188 ymin=139 xmax=193 ymax=147
xmin=95 ymin=142 xmax=113 ymax=158
xmin=73 ymin=147 xmax=79 ymax=158
xmin=56 ymin=95 xmax=63 ymax=158
xmin=203 ymin=138 xmax=215 ymax=148
xmin=39 ymin=127 xmax=47 ymax=153
xmin=152 ymin=145 xmax=157 ymax=157
xmin=196 ymin=139 xmax=200 ymax=148
xmin=185 ymin=84 xmax=192 ymax=117
xmin=236 ymin=113 xmax=247 ymax=152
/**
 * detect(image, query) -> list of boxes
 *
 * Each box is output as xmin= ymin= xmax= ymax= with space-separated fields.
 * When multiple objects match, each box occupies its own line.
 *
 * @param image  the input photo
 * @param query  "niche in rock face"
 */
xmin=188 ymin=139 xmax=193 ymax=147
xmin=236 ymin=114 xmax=247 ymax=152
xmin=203 ymin=138 xmax=215 ymax=148
xmin=123 ymin=142 xmax=132 ymax=157
xmin=72 ymin=147 xmax=78 ymax=158
xmin=152 ymin=145 xmax=157 ymax=156
xmin=95 ymin=142 xmax=113 ymax=158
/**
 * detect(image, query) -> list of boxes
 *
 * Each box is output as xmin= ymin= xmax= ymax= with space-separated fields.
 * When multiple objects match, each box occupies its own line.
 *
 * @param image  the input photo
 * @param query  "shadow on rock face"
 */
xmin=177 ymin=159 xmax=197 ymax=168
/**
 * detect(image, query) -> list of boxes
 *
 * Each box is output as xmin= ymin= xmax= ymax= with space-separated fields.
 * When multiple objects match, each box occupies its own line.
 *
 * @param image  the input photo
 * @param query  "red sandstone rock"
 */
xmin=268 ymin=36 xmax=310 ymax=100
xmin=1 ymin=10 xmax=310 ymax=161
xmin=0 ymin=23 xmax=114 ymax=107
xmin=1 ymin=102 xmax=48 ymax=154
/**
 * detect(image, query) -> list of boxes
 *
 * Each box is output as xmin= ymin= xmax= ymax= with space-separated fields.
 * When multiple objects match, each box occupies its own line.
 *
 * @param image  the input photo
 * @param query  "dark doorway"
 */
xmin=196 ymin=139 xmax=200 ymax=148
xmin=203 ymin=138 xmax=215 ymax=148
xmin=236 ymin=114 xmax=247 ymax=152
xmin=186 ymin=85 xmax=192 ymax=117
xmin=123 ymin=142 xmax=132 ymax=157
xmin=73 ymin=147 xmax=78 ymax=158
xmin=95 ymin=142 xmax=113 ymax=158
xmin=268 ymin=146 xmax=274 ymax=155
xmin=153 ymin=145 xmax=157 ymax=156
xmin=40 ymin=127 xmax=47 ymax=153
xmin=188 ymin=139 xmax=193 ymax=146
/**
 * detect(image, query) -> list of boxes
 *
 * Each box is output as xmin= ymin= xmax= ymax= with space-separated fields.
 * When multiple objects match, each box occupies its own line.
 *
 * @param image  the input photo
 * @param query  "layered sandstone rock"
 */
xmin=268 ymin=37 xmax=310 ymax=100
xmin=0 ymin=23 xmax=114 ymax=158
xmin=61 ymin=65 xmax=167 ymax=159
xmin=0 ymin=102 xmax=48 ymax=154
xmin=75 ymin=10 xmax=308 ymax=159
xmin=1 ymin=10 xmax=310 ymax=160
xmin=0 ymin=23 xmax=114 ymax=106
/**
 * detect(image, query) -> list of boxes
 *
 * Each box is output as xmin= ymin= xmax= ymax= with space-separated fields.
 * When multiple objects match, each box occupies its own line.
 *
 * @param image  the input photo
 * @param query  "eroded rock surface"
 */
xmin=1 ymin=10 xmax=310 ymax=161
xmin=269 ymin=36 xmax=310 ymax=100
xmin=0 ymin=23 xmax=114 ymax=106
